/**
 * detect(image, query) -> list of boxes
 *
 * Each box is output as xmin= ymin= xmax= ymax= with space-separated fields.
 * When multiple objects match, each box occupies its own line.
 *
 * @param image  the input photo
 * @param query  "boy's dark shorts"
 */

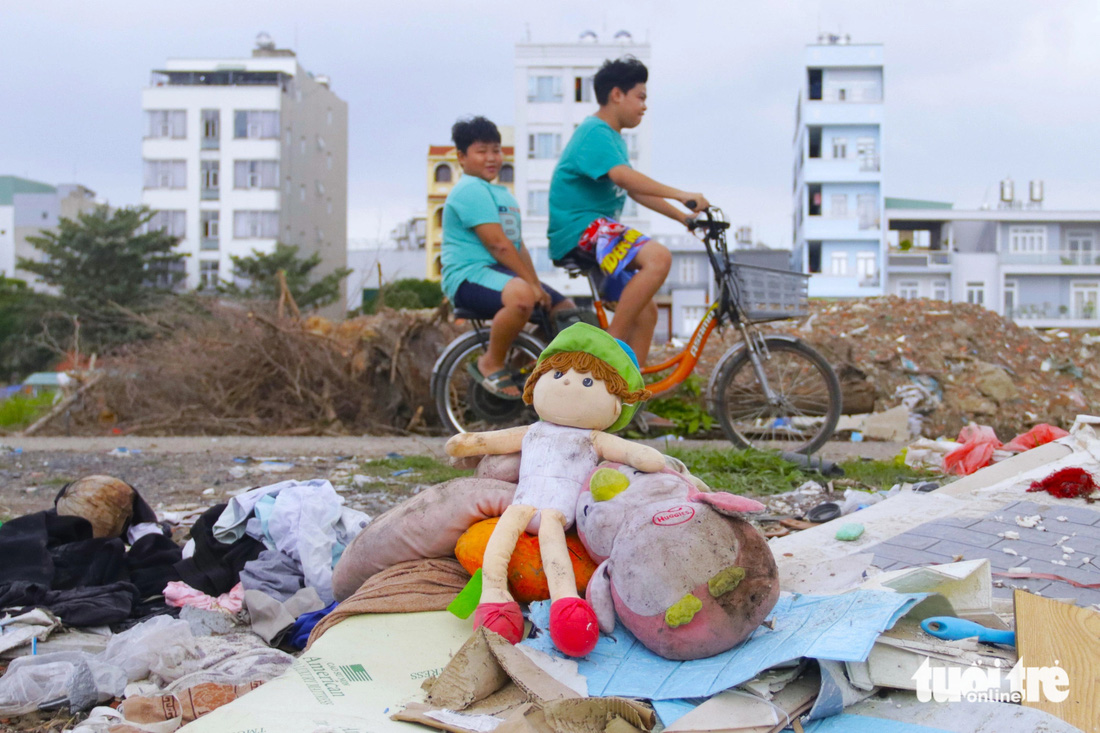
xmin=453 ymin=264 xmax=566 ymax=319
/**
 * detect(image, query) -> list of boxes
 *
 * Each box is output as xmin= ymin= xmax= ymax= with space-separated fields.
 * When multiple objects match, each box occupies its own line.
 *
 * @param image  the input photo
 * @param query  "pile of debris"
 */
xmin=42 ymin=304 xmax=461 ymax=437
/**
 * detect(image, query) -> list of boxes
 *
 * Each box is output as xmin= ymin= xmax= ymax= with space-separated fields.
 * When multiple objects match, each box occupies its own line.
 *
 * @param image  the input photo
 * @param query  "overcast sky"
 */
xmin=3 ymin=0 xmax=1098 ymax=248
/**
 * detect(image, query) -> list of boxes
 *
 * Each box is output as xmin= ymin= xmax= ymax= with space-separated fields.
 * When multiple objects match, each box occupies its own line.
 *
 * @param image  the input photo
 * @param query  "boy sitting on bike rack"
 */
xmin=441 ymin=116 xmax=576 ymax=399
xmin=548 ymin=57 xmax=709 ymax=366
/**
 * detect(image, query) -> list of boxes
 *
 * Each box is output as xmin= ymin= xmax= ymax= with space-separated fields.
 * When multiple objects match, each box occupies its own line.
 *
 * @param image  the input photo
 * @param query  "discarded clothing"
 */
xmin=164 ymin=581 xmax=245 ymax=614
xmin=243 ymin=587 xmax=325 ymax=644
xmin=1004 ymin=423 xmax=1069 ymax=452
xmin=286 ymin=601 xmax=338 ymax=650
xmin=240 ymin=549 xmax=305 ymax=602
xmin=174 ymin=504 xmax=264 ymax=597
xmin=306 ymin=557 xmax=470 ymax=649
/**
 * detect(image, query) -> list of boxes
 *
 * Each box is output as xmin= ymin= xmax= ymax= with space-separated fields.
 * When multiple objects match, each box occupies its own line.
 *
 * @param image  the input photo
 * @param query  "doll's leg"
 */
xmin=540 ymin=509 xmax=599 ymax=657
xmin=474 ymin=503 xmax=537 ymax=644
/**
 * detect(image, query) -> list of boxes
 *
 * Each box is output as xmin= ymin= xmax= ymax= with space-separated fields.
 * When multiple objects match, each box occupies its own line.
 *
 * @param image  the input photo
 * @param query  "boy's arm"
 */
xmin=630 ymin=192 xmax=694 ymax=226
xmin=608 ymin=166 xmax=709 ymax=212
xmin=517 ymin=246 xmax=551 ymax=309
xmin=473 ymin=223 xmax=542 ymax=288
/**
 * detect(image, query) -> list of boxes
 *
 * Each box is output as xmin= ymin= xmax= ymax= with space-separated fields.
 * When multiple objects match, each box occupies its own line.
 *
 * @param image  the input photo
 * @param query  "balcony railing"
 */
xmin=201 ymin=188 xmax=219 ymax=200
xmin=1010 ymin=304 xmax=1099 ymax=321
xmin=201 ymin=137 xmax=219 ymax=150
xmin=1001 ymin=249 xmax=1100 ymax=266
xmin=887 ymin=249 xmax=952 ymax=267
xmin=858 ymin=216 xmax=880 ymax=230
xmin=859 ymin=156 xmax=880 ymax=172
xmin=200 ymin=238 xmax=219 ymax=251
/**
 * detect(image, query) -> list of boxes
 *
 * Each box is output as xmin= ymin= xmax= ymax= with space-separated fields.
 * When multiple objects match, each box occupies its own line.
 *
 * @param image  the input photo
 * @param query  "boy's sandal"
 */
xmin=466 ymin=362 xmax=522 ymax=400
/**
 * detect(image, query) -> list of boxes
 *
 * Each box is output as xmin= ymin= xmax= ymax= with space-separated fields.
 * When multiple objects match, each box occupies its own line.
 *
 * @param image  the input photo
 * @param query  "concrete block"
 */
xmin=883 ymin=533 xmax=941 ymax=551
xmin=870 ymin=543 xmax=956 ymax=568
xmin=862 ymin=405 xmax=911 ymax=442
xmin=925 ymin=544 xmax=1015 ymax=570
xmin=905 ymin=523 xmax=1004 ymax=548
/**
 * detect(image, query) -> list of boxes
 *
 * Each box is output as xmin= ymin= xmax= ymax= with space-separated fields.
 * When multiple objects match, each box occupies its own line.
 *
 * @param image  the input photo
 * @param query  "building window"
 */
xmin=932 ymin=279 xmax=949 ymax=301
xmin=528 ymin=133 xmax=562 ymax=159
xmin=145 ymin=110 xmax=186 ymax=139
xmin=143 ymin=160 xmax=186 ymax=189
xmin=299 ymin=184 xmax=306 ymax=202
xmin=148 ymin=210 xmax=186 ymax=238
xmin=316 ymin=181 xmax=325 ymax=195
xmin=682 ymin=306 xmax=706 ymax=336
xmin=830 ymin=194 xmax=848 ymax=217
xmin=527 ymin=75 xmax=563 ymax=102
xmin=199 ymin=260 xmax=219 ymax=290
xmin=201 ymin=211 xmax=219 ymax=250
xmin=574 ymin=76 xmax=594 ymax=103
xmin=857 ymin=137 xmax=878 ymax=171
xmin=327 ymin=108 xmax=333 ymax=125
xmin=1072 ymin=281 xmax=1099 ymax=319
xmin=316 ymin=135 xmax=326 ymax=151
xmin=233 ymin=211 xmax=279 ymax=238
xmin=498 ymin=164 xmax=514 ymax=183
xmin=233 ymin=160 xmax=279 ymax=189
xmin=200 ymin=161 xmax=219 ymax=198
xmin=434 ymin=164 xmax=452 ymax=183
xmin=527 ymin=190 xmax=549 ymax=217
xmin=1066 ymin=230 xmax=1096 ymax=265
xmin=233 ymin=110 xmax=279 ymax=139
xmin=326 ymin=153 xmax=333 ymax=170
xmin=679 ymin=257 xmax=699 ymax=284
xmin=286 ymin=128 xmax=292 ymax=145
xmin=857 ymin=194 xmax=879 ymax=230
xmin=808 ymin=184 xmax=821 ymax=216
xmin=831 ymin=137 xmax=847 ymax=159
xmin=966 ymin=281 xmax=985 ymax=306
xmin=856 ymin=251 xmax=876 ymax=279
xmin=898 ymin=280 xmax=919 ymax=299
xmin=300 ymin=137 xmax=306 ymax=154
xmin=829 ymin=252 xmax=848 ymax=276
xmin=327 ymin=200 xmax=333 ymax=215
xmin=624 ymin=133 xmax=640 ymax=160
xmin=1009 ymin=226 xmax=1047 ymax=254
xmin=201 ymin=109 xmax=219 ymax=146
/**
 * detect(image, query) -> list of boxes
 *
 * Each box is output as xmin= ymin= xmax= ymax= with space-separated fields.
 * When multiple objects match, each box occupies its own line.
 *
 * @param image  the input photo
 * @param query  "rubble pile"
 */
xmin=688 ymin=296 xmax=1100 ymax=439
xmin=51 ymin=304 xmax=461 ymax=436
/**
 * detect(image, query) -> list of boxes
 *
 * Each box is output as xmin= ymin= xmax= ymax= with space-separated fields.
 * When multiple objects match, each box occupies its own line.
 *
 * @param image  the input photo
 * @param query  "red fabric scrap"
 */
xmin=943 ymin=424 xmax=1003 ymax=476
xmin=1026 ymin=467 xmax=1099 ymax=500
xmin=1003 ymin=423 xmax=1069 ymax=452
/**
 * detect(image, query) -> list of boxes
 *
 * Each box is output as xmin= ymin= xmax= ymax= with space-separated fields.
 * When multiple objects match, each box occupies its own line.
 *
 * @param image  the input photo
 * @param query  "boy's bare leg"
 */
xmin=607 ymin=241 xmax=670 ymax=365
xmin=478 ymin=278 xmax=536 ymax=397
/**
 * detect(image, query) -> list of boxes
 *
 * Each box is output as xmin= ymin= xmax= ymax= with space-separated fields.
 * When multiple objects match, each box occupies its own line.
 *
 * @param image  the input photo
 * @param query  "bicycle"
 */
xmin=432 ymin=207 xmax=842 ymax=453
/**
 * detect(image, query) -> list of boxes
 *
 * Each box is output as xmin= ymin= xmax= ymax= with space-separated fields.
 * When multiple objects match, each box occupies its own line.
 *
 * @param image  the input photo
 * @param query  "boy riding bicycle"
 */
xmin=441 ymin=116 xmax=576 ymax=399
xmin=548 ymin=57 xmax=709 ymax=366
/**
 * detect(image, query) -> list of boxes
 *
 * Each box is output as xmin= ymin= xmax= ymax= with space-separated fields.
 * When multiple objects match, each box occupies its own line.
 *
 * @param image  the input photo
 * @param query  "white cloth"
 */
xmin=515 ymin=421 xmax=598 ymax=533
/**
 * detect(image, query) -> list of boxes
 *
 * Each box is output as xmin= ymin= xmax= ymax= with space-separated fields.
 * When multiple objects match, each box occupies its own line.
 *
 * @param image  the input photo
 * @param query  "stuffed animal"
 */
xmin=446 ymin=323 xmax=665 ymax=657
xmin=575 ymin=463 xmax=780 ymax=660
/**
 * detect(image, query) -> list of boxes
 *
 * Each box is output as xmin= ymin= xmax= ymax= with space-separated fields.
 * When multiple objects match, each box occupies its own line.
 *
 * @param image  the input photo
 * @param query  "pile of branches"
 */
xmin=52 ymin=302 xmax=462 ymax=436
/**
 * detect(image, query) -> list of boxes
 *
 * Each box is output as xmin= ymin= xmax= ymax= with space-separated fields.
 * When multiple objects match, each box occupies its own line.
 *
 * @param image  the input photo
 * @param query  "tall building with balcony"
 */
xmin=0 ymin=176 xmax=98 ymax=289
xmin=792 ymin=36 xmax=884 ymax=298
xmin=886 ymin=193 xmax=1100 ymax=327
xmin=424 ymin=128 xmax=514 ymax=281
xmin=514 ymin=31 xmax=651 ymax=296
xmin=141 ymin=35 xmax=348 ymax=313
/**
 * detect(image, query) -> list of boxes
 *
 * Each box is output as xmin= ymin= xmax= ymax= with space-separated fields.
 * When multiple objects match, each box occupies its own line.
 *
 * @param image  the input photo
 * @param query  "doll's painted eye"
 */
xmin=553 ymin=371 xmax=564 ymax=379
xmin=583 ymin=504 xmax=590 ymax=516
xmin=583 ymin=377 xmax=593 ymax=387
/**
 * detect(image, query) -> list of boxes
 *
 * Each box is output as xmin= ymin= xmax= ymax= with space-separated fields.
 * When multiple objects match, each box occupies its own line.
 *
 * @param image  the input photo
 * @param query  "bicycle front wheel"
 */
xmin=711 ymin=338 xmax=841 ymax=454
xmin=432 ymin=330 xmax=544 ymax=434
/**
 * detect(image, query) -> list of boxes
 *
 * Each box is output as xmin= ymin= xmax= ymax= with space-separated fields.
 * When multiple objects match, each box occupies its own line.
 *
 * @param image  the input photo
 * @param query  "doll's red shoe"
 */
xmin=473 ymin=601 xmax=524 ymax=644
xmin=549 ymin=597 xmax=599 ymax=657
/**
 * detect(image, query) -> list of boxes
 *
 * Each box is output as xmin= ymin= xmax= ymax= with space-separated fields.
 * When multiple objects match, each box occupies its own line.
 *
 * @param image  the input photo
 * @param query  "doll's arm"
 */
xmin=591 ymin=431 xmax=666 ymax=473
xmin=445 ymin=426 xmax=528 ymax=458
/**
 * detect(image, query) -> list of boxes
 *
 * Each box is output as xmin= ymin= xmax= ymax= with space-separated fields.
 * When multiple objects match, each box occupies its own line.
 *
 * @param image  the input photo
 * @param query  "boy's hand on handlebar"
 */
xmin=529 ymin=281 xmax=552 ymax=310
xmin=680 ymin=194 xmax=710 ymax=213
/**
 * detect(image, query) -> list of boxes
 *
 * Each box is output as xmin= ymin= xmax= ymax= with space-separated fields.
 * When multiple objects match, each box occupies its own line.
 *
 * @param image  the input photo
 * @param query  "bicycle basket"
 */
xmin=733 ymin=264 xmax=810 ymax=322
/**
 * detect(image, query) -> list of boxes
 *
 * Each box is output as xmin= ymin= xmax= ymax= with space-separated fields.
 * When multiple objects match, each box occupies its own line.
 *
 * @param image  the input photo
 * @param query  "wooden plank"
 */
xmin=1014 ymin=589 xmax=1100 ymax=732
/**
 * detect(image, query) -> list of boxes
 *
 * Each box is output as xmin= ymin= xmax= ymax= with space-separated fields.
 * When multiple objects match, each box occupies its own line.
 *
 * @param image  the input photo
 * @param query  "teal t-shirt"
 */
xmin=441 ymin=175 xmax=523 ymax=302
xmin=547 ymin=116 xmax=631 ymax=260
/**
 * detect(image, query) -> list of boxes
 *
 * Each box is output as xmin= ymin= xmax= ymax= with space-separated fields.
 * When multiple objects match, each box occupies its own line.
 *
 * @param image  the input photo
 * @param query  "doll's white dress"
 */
xmin=515 ymin=421 xmax=598 ymax=533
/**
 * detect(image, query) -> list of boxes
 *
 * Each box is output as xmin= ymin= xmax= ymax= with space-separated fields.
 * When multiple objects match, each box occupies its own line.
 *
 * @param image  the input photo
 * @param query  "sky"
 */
xmin=3 ymin=0 xmax=1099 ymax=249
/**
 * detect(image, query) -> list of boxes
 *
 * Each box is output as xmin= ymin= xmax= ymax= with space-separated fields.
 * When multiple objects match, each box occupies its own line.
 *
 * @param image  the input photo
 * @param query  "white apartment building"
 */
xmin=791 ymin=36 xmax=885 ymax=298
xmin=514 ymin=31 xmax=651 ymax=297
xmin=0 ymin=176 xmax=98 ymax=289
xmin=141 ymin=35 xmax=348 ymax=313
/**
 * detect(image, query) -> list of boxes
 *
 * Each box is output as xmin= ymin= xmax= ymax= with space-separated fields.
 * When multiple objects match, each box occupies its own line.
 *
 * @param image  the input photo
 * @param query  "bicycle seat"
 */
xmin=451 ymin=307 xmax=484 ymax=321
xmin=452 ymin=306 xmax=553 ymax=328
xmin=553 ymin=250 xmax=599 ymax=276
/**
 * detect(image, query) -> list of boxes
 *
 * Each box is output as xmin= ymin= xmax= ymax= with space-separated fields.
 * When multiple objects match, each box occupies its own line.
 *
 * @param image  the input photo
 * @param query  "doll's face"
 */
xmin=532 ymin=368 xmax=622 ymax=430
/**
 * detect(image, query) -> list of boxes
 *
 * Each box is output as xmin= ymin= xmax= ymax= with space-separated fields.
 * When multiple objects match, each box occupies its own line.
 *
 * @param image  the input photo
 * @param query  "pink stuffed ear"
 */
xmin=687 ymin=487 xmax=766 ymax=514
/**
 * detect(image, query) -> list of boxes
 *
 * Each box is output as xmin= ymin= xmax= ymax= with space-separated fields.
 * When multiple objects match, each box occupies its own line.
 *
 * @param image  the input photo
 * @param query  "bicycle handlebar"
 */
xmin=687 ymin=208 xmax=731 ymax=232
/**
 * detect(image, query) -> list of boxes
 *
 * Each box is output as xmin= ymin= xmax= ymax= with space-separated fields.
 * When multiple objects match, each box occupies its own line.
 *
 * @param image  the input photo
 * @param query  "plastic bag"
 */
xmin=943 ymin=424 xmax=1003 ymax=475
xmin=1003 ymin=423 xmax=1069 ymax=453
xmin=0 ymin=652 xmax=126 ymax=717
xmin=100 ymin=615 xmax=197 ymax=684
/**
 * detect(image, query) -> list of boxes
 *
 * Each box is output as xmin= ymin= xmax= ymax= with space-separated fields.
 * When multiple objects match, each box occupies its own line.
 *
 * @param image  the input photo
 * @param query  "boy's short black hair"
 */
xmin=593 ymin=56 xmax=648 ymax=106
xmin=451 ymin=116 xmax=501 ymax=154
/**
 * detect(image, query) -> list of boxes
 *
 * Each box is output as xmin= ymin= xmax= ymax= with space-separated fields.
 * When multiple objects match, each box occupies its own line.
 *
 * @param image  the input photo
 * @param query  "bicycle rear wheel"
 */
xmin=711 ymin=338 xmax=841 ymax=454
xmin=432 ymin=330 xmax=544 ymax=434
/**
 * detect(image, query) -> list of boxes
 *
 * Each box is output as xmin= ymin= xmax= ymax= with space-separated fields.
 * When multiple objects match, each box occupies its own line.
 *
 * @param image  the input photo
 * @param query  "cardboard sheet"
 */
xmin=179 ymin=610 xmax=473 ymax=733
xmin=521 ymin=591 xmax=928 ymax=701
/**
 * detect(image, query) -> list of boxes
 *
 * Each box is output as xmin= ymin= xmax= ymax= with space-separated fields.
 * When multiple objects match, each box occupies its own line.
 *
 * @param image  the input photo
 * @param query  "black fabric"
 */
xmin=0 ymin=512 xmax=54 ymax=585
xmin=174 ymin=503 xmax=264 ymax=596
xmin=128 ymin=533 xmax=182 ymax=598
xmin=0 ymin=580 xmax=137 ymax=626
xmin=51 ymin=538 xmax=128 ymax=590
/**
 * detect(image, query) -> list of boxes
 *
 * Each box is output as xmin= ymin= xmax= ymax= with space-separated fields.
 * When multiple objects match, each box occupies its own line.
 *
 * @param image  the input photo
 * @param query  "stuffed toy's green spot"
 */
xmin=665 ymin=593 xmax=703 ymax=628
xmin=590 ymin=468 xmax=631 ymax=502
xmin=708 ymin=565 xmax=745 ymax=597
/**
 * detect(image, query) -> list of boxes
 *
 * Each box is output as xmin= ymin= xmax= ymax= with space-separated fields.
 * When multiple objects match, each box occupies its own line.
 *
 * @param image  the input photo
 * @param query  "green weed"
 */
xmin=0 ymin=391 xmax=56 ymax=429
xmin=352 ymin=454 xmax=472 ymax=491
xmin=645 ymin=374 xmax=715 ymax=436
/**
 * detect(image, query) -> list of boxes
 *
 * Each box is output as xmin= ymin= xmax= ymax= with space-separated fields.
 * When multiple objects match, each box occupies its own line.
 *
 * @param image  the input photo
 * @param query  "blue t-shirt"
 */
xmin=441 ymin=175 xmax=523 ymax=302
xmin=547 ymin=116 xmax=631 ymax=260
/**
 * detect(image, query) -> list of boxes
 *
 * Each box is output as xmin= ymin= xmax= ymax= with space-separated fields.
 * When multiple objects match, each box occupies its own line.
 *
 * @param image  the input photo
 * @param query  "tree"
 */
xmin=221 ymin=242 xmax=351 ymax=311
xmin=17 ymin=205 xmax=186 ymax=353
xmin=0 ymin=277 xmax=57 ymax=379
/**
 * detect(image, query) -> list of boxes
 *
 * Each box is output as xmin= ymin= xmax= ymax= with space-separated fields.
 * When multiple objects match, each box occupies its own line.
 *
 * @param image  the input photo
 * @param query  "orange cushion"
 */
xmin=455 ymin=518 xmax=598 ymax=603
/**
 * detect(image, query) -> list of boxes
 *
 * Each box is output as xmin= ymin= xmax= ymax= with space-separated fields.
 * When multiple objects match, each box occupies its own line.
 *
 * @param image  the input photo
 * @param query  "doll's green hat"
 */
xmin=536 ymin=322 xmax=646 ymax=432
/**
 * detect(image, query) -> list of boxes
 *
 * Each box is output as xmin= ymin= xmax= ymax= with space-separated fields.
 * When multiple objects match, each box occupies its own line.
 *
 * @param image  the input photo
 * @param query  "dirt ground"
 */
xmin=0 ymin=436 xmax=905 ymax=521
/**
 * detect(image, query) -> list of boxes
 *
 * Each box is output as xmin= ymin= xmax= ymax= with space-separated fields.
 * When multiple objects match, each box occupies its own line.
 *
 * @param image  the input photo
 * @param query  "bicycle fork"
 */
xmin=738 ymin=323 xmax=782 ymax=408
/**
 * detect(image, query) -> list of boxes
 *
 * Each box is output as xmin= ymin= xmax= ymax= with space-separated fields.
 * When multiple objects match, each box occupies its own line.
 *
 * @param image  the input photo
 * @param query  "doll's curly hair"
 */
xmin=522 ymin=351 xmax=652 ymax=406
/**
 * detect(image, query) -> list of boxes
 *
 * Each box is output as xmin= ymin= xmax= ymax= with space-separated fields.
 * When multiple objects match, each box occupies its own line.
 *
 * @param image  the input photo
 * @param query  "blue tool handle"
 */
xmin=921 ymin=616 xmax=1016 ymax=646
